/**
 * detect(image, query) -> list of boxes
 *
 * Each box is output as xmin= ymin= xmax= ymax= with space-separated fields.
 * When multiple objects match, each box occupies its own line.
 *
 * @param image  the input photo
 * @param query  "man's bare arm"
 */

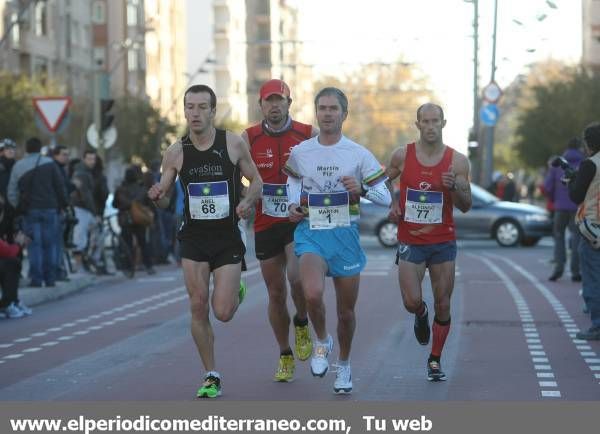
xmin=228 ymin=133 xmax=263 ymax=218
xmin=385 ymin=145 xmax=406 ymax=220
xmin=448 ymin=152 xmax=472 ymax=213
xmin=147 ymin=141 xmax=181 ymax=208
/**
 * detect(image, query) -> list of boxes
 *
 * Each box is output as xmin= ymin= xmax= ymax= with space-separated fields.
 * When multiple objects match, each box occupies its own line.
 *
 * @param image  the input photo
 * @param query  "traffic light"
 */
xmin=100 ymin=99 xmax=114 ymax=131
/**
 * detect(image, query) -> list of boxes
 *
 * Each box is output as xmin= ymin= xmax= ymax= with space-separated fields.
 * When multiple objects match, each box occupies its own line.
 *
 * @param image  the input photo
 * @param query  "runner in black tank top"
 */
xmin=179 ymin=129 xmax=242 ymax=238
xmin=147 ymin=85 xmax=263 ymax=399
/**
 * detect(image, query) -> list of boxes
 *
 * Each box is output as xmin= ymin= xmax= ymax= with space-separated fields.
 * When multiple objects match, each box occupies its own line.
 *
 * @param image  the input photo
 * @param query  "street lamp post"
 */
xmin=465 ymin=0 xmax=481 ymax=183
xmin=482 ymin=0 xmax=499 ymax=188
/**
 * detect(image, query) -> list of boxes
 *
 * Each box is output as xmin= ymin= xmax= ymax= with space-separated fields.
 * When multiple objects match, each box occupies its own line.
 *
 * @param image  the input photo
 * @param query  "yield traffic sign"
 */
xmin=33 ymin=97 xmax=72 ymax=132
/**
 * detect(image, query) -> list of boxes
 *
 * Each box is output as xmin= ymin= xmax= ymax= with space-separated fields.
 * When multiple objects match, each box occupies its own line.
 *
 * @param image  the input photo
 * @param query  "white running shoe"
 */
xmin=310 ymin=335 xmax=333 ymax=377
xmin=333 ymin=363 xmax=352 ymax=394
xmin=16 ymin=301 xmax=32 ymax=316
xmin=2 ymin=302 xmax=24 ymax=319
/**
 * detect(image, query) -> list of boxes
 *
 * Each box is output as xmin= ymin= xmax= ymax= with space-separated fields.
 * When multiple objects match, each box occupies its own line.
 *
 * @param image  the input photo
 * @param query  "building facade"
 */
xmin=213 ymin=0 xmax=248 ymax=126
xmin=0 ymin=0 xmax=94 ymax=97
xmin=583 ymin=0 xmax=600 ymax=71
xmin=144 ymin=0 xmax=186 ymax=124
xmin=245 ymin=0 xmax=312 ymax=124
xmin=213 ymin=0 xmax=312 ymax=127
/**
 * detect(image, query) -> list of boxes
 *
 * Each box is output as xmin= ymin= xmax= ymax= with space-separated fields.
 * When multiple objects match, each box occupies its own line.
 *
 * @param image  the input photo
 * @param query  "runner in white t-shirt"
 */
xmin=285 ymin=87 xmax=391 ymax=394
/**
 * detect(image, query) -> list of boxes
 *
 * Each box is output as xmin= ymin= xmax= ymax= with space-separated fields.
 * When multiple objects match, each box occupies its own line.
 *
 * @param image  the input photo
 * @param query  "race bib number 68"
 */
xmin=188 ymin=181 xmax=230 ymax=220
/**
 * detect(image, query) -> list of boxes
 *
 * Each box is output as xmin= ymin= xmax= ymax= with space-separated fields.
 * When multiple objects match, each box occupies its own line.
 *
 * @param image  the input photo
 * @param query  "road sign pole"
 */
xmin=483 ymin=125 xmax=495 ymax=188
xmin=93 ymin=62 xmax=105 ymax=160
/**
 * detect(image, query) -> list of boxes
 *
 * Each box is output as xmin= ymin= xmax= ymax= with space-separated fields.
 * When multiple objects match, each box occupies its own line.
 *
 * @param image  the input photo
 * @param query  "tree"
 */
xmin=514 ymin=67 xmax=600 ymax=167
xmin=314 ymin=60 xmax=435 ymax=162
xmin=0 ymin=72 xmax=58 ymax=143
xmin=113 ymin=97 xmax=177 ymax=166
xmin=493 ymin=60 xmax=575 ymax=172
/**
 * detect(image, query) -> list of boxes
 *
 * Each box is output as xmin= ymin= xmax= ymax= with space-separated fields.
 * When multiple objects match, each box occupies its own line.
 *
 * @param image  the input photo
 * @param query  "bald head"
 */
xmin=417 ymin=103 xmax=445 ymax=122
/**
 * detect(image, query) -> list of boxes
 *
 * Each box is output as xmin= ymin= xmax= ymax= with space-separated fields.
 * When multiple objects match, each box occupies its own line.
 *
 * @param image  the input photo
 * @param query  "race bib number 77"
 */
xmin=404 ymin=188 xmax=443 ymax=224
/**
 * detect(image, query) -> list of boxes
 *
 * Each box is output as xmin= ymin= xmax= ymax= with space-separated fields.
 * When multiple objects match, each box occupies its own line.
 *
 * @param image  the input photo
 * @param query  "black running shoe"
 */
xmin=414 ymin=302 xmax=430 ymax=345
xmin=427 ymin=360 xmax=447 ymax=382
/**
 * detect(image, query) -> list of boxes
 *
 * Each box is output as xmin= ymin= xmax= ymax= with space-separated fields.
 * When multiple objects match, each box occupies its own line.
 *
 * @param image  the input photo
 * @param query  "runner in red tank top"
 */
xmin=242 ymin=79 xmax=318 ymax=383
xmin=385 ymin=103 xmax=472 ymax=382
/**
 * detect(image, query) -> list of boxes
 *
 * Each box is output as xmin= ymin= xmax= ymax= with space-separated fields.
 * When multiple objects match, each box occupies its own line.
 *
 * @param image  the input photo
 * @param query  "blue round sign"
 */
xmin=480 ymin=104 xmax=500 ymax=127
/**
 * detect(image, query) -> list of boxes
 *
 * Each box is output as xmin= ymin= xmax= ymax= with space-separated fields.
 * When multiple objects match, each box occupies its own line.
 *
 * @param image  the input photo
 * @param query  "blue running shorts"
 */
xmin=395 ymin=240 xmax=457 ymax=266
xmin=294 ymin=220 xmax=366 ymax=277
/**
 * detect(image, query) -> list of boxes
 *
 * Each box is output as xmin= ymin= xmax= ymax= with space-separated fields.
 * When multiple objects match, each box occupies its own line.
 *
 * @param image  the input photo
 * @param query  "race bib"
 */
xmin=404 ymin=188 xmax=443 ymax=224
xmin=262 ymin=183 xmax=289 ymax=218
xmin=188 ymin=181 xmax=230 ymax=220
xmin=308 ymin=192 xmax=350 ymax=230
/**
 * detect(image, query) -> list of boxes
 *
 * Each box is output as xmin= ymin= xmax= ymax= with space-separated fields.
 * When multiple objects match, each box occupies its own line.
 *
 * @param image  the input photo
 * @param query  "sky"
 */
xmin=290 ymin=0 xmax=582 ymax=154
xmin=187 ymin=0 xmax=582 ymax=154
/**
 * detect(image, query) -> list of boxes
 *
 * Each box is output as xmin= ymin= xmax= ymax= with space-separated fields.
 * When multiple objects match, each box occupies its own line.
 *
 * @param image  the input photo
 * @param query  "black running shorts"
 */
xmin=179 ymin=229 xmax=246 ymax=271
xmin=254 ymin=222 xmax=296 ymax=261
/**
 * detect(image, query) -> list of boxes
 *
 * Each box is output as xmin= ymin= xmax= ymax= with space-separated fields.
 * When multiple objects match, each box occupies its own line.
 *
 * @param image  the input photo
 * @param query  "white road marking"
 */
xmin=486 ymin=253 xmax=600 ymax=386
xmin=472 ymin=254 xmax=561 ymax=400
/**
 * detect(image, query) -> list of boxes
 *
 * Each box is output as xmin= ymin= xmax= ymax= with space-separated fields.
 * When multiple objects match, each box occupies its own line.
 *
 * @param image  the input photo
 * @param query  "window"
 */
xmin=11 ymin=12 xmax=20 ymax=47
xmin=93 ymin=47 xmax=106 ymax=67
xmin=128 ymin=49 xmax=138 ymax=71
xmin=127 ymin=1 xmax=139 ymax=26
xmin=32 ymin=56 xmax=48 ymax=77
xmin=92 ymin=1 xmax=106 ymax=24
xmin=34 ymin=1 xmax=47 ymax=36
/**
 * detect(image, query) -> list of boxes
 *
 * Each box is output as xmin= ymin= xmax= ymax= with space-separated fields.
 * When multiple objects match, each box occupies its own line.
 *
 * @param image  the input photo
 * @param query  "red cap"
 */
xmin=259 ymin=79 xmax=291 ymax=100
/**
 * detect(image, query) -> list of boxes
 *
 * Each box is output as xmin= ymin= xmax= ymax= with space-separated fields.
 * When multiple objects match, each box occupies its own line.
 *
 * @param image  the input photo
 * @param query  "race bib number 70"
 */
xmin=262 ymin=183 xmax=289 ymax=217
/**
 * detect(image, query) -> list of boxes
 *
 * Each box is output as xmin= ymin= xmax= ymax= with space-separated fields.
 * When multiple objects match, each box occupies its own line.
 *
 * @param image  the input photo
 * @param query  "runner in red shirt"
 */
xmin=242 ymin=79 xmax=318 ymax=383
xmin=385 ymin=103 xmax=472 ymax=382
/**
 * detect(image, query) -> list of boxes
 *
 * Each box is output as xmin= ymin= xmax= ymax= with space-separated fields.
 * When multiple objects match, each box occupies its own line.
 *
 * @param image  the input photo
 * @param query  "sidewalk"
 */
xmin=18 ymin=272 xmax=121 ymax=308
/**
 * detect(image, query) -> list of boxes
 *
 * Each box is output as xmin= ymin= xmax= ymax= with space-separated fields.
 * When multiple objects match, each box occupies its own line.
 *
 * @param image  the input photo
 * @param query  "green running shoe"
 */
xmin=197 ymin=374 xmax=222 ymax=398
xmin=295 ymin=324 xmax=313 ymax=361
xmin=239 ymin=280 xmax=247 ymax=304
xmin=274 ymin=354 xmax=295 ymax=382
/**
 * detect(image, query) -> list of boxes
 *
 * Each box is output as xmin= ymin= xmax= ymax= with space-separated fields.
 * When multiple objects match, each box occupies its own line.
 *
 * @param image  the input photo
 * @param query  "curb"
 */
xmin=18 ymin=273 xmax=123 ymax=308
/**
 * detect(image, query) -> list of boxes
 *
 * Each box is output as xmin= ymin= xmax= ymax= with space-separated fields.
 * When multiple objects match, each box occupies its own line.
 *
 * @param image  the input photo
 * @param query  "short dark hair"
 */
xmin=184 ymin=84 xmax=217 ymax=109
xmin=52 ymin=145 xmax=67 ymax=156
xmin=583 ymin=121 xmax=600 ymax=153
xmin=314 ymin=87 xmax=348 ymax=113
xmin=83 ymin=148 xmax=96 ymax=158
xmin=25 ymin=137 xmax=42 ymax=153
xmin=417 ymin=103 xmax=445 ymax=122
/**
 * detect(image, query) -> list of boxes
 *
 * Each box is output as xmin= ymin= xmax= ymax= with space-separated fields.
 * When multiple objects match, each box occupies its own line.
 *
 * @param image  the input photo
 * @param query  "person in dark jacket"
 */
xmin=113 ymin=165 xmax=155 ymax=275
xmin=0 ymin=192 xmax=32 ymax=318
xmin=70 ymin=149 xmax=98 ymax=272
xmin=544 ymin=137 xmax=586 ymax=282
xmin=51 ymin=145 xmax=75 ymax=280
xmin=6 ymin=137 xmax=67 ymax=287
xmin=0 ymin=139 xmax=17 ymax=242
xmin=90 ymin=155 xmax=110 ymax=274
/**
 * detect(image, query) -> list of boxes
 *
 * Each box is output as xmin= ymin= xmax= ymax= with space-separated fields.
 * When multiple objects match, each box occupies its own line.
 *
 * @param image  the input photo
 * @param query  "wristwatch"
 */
xmin=360 ymin=186 xmax=368 ymax=197
xmin=449 ymin=181 xmax=457 ymax=192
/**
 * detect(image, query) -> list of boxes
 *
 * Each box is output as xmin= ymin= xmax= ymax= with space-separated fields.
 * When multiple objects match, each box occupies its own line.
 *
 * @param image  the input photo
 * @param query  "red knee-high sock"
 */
xmin=431 ymin=316 xmax=451 ymax=359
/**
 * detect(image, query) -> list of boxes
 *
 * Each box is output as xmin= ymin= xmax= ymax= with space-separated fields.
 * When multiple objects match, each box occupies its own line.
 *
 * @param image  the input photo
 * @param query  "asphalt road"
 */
xmin=1 ymin=236 xmax=598 ymax=401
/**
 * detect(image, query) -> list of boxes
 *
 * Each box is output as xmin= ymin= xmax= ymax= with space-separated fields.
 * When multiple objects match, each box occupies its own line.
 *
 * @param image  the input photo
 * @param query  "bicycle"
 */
xmin=78 ymin=212 xmax=136 ymax=278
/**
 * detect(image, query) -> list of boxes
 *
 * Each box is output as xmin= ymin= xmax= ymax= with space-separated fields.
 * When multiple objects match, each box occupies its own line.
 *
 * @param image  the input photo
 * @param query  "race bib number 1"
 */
xmin=404 ymin=188 xmax=443 ymax=224
xmin=188 ymin=181 xmax=230 ymax=220
xmin=263 ymin=183 xmax=289 ymax=217
xmin=308 ymin=192 xmax=350 ymax=230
